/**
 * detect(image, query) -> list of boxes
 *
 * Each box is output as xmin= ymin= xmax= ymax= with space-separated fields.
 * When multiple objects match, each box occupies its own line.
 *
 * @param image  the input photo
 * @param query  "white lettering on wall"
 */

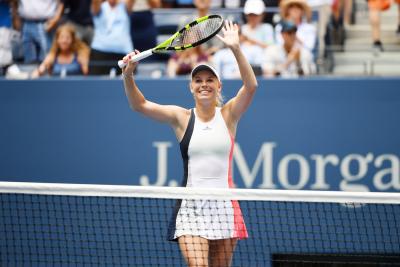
xmin=233 ymin=142 xmax=276 ymax=189
xmin=140 ymin=141 xmax=172 ymax=186
xmin=373 ymin=154 xmax=400 ymax=190
xmin=339 ymin=153 xmax=374 ymax=191
xmin=310 ymin=154 xmax=339 ymax=190
xmin=278 ymin=154 xmax=310 ymax=189
xmin=139 ymin=141 xmax=400 ymax=191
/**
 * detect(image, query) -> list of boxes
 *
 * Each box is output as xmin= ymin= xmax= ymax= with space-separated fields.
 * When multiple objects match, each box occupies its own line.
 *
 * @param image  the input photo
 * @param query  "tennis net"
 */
xmin=1 ymin=181 xmax=399 ymax=266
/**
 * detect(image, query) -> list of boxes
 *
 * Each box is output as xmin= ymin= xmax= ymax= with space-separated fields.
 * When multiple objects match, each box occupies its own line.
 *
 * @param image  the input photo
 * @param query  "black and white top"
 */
xmin=168 ymin=108 xmax=248 ymax=241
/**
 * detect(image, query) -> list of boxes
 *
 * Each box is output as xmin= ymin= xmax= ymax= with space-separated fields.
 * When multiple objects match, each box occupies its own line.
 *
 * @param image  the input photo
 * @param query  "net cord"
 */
xmin=0 ymin=181 xmax=399 ymax=204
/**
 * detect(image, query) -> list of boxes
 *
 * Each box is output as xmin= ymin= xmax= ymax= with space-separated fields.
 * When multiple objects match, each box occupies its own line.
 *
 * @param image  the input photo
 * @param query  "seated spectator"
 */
xmin=90 ymin=0 xmax=134 ymax=75
xmin=60 ymin=0 xmax=94 ymax=45
xmin=212 ymin=26 xmax=264 ymax=79
xmin=241 ymin=0 xmax=275 ymax=50
xmin=166 ymin=46 xmax=209 ymax=77
xmin=276 ymin=0 xmax=317 ymax=52
xmin=263 ymin=20 xmax=315 ymax=77
xmin=129 ymin=0 xmax=161 ymax=55
xmin=0 ymin=0 xmax=17 ymax=75
xmin=15 ymin=0 xmax=63 ymax=63
xmin=32 ymin=24 xmax=90 ymax=77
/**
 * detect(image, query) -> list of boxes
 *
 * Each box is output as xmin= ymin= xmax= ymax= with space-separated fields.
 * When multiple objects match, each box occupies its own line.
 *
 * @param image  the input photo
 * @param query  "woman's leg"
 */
xmin=208 ymin=238 xmax=237 ymax=267
xmin=178 ymin=235 xmax=209 ymax=267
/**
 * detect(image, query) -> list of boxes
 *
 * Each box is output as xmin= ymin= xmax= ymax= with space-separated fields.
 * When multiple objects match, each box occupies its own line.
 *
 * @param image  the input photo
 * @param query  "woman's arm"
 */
xmin=31 ymin=55 xmax=54 ymax=78
xmin=218 ymin=21 xmax=258 ymax=124
xmin=122 ymin=51 xmax=189 ymax=136
xmin=45 ymin=1 xmax=64 ymax=32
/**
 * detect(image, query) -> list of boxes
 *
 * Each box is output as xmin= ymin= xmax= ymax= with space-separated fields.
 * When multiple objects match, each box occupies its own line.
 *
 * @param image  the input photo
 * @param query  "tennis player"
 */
xmin=121 ymin=20 xmax=257 ymax=267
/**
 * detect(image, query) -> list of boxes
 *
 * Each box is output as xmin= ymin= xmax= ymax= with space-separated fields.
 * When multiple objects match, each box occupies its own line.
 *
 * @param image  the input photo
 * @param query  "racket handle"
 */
xmin=118 ymin=49 xmax=154 ymax=68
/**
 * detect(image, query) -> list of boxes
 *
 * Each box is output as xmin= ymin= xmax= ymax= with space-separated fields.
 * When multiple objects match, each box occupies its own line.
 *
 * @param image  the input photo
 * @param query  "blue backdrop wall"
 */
xmin=1 ymin=78 xmax=399 ymax=192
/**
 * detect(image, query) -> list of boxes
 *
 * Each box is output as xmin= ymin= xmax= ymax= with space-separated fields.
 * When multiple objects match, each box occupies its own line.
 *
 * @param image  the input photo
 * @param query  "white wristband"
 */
xmin=122 ymin=72 xmax=134 ymax=79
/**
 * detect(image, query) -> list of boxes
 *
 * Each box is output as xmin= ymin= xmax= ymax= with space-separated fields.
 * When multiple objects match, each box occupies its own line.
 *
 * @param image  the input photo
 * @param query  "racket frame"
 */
xmin=118 ymin=15 xmax=224 ymax=68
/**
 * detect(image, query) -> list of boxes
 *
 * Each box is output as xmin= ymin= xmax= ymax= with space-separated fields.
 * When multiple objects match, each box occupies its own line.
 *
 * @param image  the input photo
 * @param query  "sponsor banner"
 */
xmin=0 ymin=78 xmax=399 ymax=192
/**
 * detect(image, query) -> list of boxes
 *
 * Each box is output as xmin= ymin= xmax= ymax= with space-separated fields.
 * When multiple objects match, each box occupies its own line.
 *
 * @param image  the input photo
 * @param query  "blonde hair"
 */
xmin=43 ymin=24 xmax=90 ymax=72
xmin=216 ymin=91 xmax=224 ymax=107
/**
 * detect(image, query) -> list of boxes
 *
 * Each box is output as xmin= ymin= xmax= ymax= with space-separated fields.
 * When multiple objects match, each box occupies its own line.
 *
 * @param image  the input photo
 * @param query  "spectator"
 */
xmin=367 ymin=0 xmax=400 ymax=52
xmin=129 ymin=0 xmax=161 ymax=54
xmin=0 ymin=0 xmax=18 ymax=74
xmin=60 ymin=0 xmax=94 ymax=45
xmin=398 ymin=1 xmax=400 ymax=36
xmin=31 ymin=24 xmax=90 ymax=77
xmin=263 ymin=20 xmax=315 ymax=77
xmin=343 ymin=0 xmax=353 ymax=26
xmin=15 ymin=0 xmax=63 ymax=63
xmin=90 ymin=0 xmax=134 ymax=75
xmin=212 ymin=25 xmax=264 ymax=78
xmin=166 ymin=46 xmax=209 ymax=77
xmin=306 ymin=0 xmax=333 ymax=60
xmin=330 ymin=0 xmax=346 ymax=48
xmin=241 ymin=0 xmax=275 ymax=50
xmin=276 ymin=0 xmax=317 ymax=52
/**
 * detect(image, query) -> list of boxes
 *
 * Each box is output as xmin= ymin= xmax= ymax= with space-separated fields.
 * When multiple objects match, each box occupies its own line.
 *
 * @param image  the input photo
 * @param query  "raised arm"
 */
xmin=121 ymin=51 xmax=189 ymax=139
xmin=217 ymin=21 xmax=258 ymax=124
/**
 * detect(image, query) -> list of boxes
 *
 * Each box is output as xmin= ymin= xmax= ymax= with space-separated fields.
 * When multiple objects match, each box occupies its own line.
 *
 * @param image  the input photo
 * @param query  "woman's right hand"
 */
xmin=122 ymin=50 xmax=140 ymax=76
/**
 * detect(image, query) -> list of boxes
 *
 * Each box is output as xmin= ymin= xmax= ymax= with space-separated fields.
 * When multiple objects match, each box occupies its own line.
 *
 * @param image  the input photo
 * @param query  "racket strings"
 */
xmin=171 ymin=18 xmax=223 ymax=47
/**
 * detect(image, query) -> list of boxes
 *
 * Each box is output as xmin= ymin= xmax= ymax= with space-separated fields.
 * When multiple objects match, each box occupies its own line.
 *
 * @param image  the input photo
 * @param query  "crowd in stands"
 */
xmin=0 ymin=0 xmax=399 ymax=78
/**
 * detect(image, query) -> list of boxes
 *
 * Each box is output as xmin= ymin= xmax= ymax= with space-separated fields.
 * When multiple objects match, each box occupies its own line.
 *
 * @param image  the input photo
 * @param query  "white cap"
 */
xmin=191 ymin=63 xmax=221 ymax=81
xmin=244 ymin=0 xmax=266 ymax=15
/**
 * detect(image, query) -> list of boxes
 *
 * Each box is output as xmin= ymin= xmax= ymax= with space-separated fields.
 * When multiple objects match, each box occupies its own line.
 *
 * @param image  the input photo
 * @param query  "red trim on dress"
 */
xmin=228 ymin=135 xmax=248 ymax=239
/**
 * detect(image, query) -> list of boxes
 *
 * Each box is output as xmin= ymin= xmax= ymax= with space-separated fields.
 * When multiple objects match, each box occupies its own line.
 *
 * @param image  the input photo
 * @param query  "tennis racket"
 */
xmin=118 ymin=14 xmax=224 ymax=68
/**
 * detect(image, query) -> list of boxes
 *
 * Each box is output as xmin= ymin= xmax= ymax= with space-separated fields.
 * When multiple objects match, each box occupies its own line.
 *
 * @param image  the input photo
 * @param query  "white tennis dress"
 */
xmin=168 ymin=108 xmax=248 ymax=241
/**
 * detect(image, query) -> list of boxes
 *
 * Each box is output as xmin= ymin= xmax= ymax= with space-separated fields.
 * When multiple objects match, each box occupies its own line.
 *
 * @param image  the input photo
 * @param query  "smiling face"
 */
xmin=57 ymin=29 xmax=73 ymax=53
xmin=190 ymin=70 xmax=221 ymax=105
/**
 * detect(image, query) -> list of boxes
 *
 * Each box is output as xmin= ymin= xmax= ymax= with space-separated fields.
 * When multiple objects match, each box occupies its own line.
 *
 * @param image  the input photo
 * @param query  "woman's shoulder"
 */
xmin=170 ymin=105 xmax=192 ymax=118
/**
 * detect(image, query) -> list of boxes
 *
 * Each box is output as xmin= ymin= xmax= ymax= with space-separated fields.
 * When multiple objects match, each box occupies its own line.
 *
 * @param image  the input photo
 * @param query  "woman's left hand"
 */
xmin=216 ymin=20 xmax=240 ymax=50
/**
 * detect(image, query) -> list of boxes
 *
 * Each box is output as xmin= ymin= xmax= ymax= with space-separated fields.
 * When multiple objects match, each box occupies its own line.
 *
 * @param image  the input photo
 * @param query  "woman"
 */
xmin=121 ymin=21 xmax=258 ymax=267
xmin=276 ymin=0 xmax=317 ymax=52
xmin=129 ymin=0 xmax=160 ymax=53
xmin=241 ymin=0 xmax=275 ymax=50
xmin=90 ymin=0 xmax=133 ymax=75
xmin=32 ymin=24 xmax=90 ymax=77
